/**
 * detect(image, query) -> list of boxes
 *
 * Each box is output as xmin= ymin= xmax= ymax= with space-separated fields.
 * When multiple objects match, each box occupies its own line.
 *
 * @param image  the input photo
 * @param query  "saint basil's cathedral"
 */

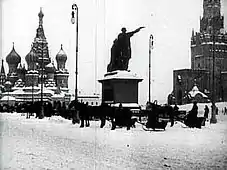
xmin=0 ymin=8 xmax=71 ymax=104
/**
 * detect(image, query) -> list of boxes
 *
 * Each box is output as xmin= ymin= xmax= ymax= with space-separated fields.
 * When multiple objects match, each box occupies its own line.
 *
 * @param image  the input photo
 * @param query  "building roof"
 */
xmin=45 ymin=62 xmax=56 ymax=73
xmin=11 ymin=89 xmax=25 ymax=95
xmin=0 ymin=95 xmax=16 ymax=101
xmin=188 ymin=85 xmax=208 ymax=98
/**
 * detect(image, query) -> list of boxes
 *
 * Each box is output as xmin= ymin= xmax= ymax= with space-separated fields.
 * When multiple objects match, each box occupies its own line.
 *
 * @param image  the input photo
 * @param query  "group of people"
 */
xmin=0 ymin=101 xmax=69 ymax=119
xmin=71 ymin=101 xmax=135 ymax=130
xmin=1 ymin=98 xmax=226 ymax=130
xmin=145 ymin=100 xmax=222 ymax=129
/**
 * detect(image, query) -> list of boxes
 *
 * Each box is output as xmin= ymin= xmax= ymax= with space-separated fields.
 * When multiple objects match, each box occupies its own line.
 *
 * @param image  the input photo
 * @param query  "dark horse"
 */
xmin=68 ymin=101 xmax=135 ymax=130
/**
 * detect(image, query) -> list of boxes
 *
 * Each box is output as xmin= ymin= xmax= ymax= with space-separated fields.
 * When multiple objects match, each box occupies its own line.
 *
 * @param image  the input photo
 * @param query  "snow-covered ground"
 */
xmin=0 ymin=102 xmax=227 ymax=170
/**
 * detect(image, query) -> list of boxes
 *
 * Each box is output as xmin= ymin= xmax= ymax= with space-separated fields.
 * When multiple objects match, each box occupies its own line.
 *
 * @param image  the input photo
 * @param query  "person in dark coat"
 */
xmin=71 ymin=100 xmax=80 ymax=124
xmin=186 ymin=101 xmax=198 ymax=128
xmin=170 ymin=104 xmax=179 ymax=127
xmin=80 ymin=102 xmax=86 ymax=128
xmin=85 ymin=102 xmax=90 ymax=127
xmin=204 ymin=105 xmax=209 ymax=120
xmin=60 ymin=102 xmax=66 ymax=118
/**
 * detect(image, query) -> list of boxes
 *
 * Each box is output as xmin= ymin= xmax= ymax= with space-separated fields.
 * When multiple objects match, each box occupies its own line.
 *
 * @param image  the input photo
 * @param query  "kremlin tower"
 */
xmin=170 ymin=0 xmax=227 ymax=105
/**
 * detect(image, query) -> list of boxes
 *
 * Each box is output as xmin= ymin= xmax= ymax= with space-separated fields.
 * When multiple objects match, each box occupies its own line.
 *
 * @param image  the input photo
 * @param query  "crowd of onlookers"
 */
xmin=1 ymin=100 xmax=227 ymax=130
xmin=0 ymin=101 xmax=72 ymax=119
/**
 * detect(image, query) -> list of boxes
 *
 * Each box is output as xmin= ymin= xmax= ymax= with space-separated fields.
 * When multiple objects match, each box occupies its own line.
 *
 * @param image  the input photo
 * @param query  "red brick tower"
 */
xmin=191 ymin=0 xmax=227 ymax=101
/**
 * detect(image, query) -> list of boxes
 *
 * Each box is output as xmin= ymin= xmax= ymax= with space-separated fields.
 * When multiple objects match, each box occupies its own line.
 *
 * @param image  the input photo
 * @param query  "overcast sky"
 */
xmin=1 ymin=0 xmax=227 ymax=104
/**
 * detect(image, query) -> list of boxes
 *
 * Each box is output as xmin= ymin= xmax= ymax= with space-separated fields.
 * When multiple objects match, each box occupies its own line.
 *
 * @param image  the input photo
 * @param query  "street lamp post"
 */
xmin=148 ymin=34 xmax=154 ymax=103
xmin=39 ymin=42 xmax=44 ymax=119
xmin=32 ymin=75 xmax=34 ymax=104
xmin=71 ymin=3 xmax=78 ymax=102
xmin=210 ymin=23 xmax=217 ymax=124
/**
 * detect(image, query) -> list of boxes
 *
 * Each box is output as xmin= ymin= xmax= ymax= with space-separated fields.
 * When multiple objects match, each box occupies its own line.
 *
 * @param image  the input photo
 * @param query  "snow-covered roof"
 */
xmin=27 ymin=70 xmax=39 ymax=74
xmin=111 ymin=103 xmax=141 ymax=109
xmin=37 ymin=89 xmax=55 ymax=95
xmin=0 ymin=95 xmax=16 ymax=101
xmin=52 ymin=93 xmax=65 ymax=98
xmin=22 ymin=86 xmax=40 ymax=90
xmin=11 ymin=89 xmax=25 ymax=95
xmin=99 ymin=70 xmax=143 ymax=81
xmin=188 ymin=85 xmax=208 ymax=98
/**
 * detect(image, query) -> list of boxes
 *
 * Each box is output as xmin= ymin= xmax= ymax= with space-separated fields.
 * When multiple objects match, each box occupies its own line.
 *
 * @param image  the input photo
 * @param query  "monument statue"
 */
xmin=107 ymin=27 xmax=145 ymax=72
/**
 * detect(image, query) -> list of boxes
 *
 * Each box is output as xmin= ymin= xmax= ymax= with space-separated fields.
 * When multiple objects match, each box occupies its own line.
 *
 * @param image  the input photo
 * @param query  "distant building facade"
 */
xmin=170 ymin=0 xmax=227 ymax=105
xmin=77 ymin=94 xmax=101 ymax=106
xmin=0 ymin=8 xmax=70 ymax=105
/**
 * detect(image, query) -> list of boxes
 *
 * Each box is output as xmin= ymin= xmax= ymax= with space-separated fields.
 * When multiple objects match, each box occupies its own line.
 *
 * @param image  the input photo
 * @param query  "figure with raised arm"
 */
xmin=117 ymin=27 xmax=145 ymax=70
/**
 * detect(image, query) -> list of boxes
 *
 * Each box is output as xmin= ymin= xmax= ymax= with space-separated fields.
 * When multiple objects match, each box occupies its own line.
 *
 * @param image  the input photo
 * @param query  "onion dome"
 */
xmin=56 ymin=44 xmax=67 ymax=62
xmin=25 ymin=45 xmax=37 ymax=63
xmin=6 ymin=43 xmax=21 ymax=65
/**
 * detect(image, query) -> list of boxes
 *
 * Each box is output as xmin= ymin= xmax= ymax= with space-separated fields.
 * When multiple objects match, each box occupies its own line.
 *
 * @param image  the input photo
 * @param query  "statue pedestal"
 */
xmin=98 ymin=70 xmax=143 ymax=104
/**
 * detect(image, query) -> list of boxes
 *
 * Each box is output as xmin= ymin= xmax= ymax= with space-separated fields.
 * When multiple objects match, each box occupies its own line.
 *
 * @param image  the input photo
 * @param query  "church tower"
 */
xmin=25 ymin=45 xmax=39 ymax=87
xmin=6 ymin=43 xmax=21 ymax=85
xmin=191 ymin=0 xmax=227 ymax=101
xmin=30 ymin=8 xmax=52 ymax=88
xmin=32 ymin=8 xmax=51 ymax=72
xmin=0 ymin=60 xmax=6 ymax=88
xmin=200 ymin=0 xmax=223 ymax=33
xmin=55 ymin=44 xmax=69 ymax=91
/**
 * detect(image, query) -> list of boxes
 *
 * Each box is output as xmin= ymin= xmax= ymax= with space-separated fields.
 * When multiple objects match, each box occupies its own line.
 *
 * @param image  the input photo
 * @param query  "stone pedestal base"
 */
xmin=98 ymin=70 xmax=143 ymax=104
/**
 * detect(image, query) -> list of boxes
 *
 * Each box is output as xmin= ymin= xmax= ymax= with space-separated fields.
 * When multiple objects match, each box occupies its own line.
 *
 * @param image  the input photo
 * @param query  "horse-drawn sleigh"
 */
xmin=67 ymin=100 xmax=205 ymax=131
xmin=139 ymin=100 xmax=206 ymax=131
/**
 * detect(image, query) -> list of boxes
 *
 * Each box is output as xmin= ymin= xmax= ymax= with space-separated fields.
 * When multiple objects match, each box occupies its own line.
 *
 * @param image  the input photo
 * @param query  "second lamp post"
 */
xmin=71 ymin=3 xmax=79 ymax=102
xmin=149 ymin=34 xmax=154 ymax=103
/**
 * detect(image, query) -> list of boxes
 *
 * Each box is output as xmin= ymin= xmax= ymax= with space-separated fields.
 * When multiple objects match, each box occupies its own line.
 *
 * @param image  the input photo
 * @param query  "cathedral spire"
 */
xmin=203 ymin=0 xmax=221 ymax=19
xmin=36 ymin=7 xmax=46 ymax=39
xmin=200 ymin=0 xmax=223 ymax=33
xmin=0 ymin=59 xmax=6 ymax=86
xmin=38 ymin=7 xmax=44 ymax=26
xmin=1 ymin=59 xmax=5 ymax=75
xmin=33 ymin=8 xmax=50 ymax=67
